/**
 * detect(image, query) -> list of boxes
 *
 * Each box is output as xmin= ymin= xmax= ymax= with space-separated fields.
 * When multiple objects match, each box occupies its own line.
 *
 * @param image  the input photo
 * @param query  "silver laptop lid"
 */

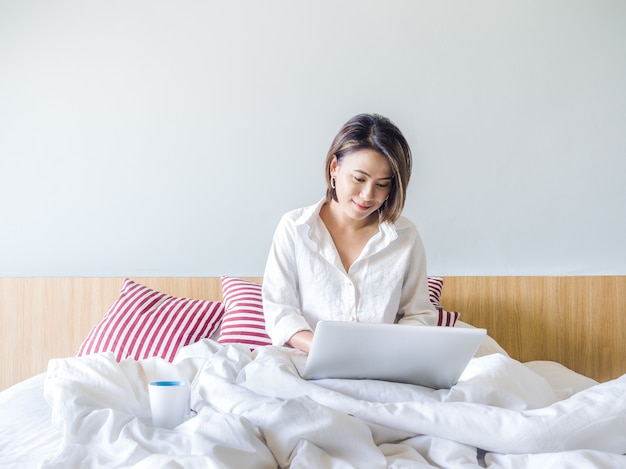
xmin=302 ymin=321 xmax=486 ymax=389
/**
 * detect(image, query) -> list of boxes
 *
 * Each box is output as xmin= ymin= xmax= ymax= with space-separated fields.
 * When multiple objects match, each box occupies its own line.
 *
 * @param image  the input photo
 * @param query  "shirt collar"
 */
xmin=293 ymin=198 xmax=326 ymax=226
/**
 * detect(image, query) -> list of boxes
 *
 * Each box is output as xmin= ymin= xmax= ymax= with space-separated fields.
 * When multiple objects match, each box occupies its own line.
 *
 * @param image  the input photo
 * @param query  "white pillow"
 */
xmin=455 ymin=319 xmax=509 ymax=357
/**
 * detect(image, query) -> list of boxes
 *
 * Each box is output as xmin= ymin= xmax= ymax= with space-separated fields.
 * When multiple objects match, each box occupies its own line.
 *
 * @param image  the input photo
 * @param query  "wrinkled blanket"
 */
xmin=43 ymin=340 xmax=626 ymax=468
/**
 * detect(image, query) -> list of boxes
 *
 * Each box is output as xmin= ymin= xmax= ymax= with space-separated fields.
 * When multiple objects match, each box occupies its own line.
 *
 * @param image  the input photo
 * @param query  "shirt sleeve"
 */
xmin=262 ymin=214 xmax=313 ymax=346
xmin=396 ymin=228 xmax=439 ymax=327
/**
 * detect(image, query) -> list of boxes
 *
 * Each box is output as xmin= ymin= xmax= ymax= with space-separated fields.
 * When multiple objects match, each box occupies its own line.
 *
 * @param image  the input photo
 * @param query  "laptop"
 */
xmin=301 ymin=321 xmax=486 ymax=389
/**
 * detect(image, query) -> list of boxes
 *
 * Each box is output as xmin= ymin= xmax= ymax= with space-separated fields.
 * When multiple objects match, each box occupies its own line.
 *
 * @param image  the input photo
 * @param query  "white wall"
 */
xmin=1 ymin=0 xmax=625 ymax=276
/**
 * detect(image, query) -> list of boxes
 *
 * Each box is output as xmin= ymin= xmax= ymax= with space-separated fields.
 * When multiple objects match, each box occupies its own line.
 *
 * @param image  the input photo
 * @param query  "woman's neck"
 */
xmin=320 ymin=200 xmax=379 ymax=234
xmin=319 ymin=201 xmax=380 ymax=272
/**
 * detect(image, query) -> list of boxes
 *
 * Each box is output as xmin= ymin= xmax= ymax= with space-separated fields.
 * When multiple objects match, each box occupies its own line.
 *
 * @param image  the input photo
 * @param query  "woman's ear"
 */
xmin=329 ymin=155 xmax=339 ymax=176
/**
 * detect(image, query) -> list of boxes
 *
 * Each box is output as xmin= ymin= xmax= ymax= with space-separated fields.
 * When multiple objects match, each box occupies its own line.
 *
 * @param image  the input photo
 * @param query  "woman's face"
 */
xmin=330 ymin=149 xmax=393 ymax=222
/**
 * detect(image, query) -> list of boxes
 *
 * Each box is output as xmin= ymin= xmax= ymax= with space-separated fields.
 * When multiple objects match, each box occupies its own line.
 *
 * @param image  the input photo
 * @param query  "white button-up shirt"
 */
xmin=262 ymin=199 xmax=438 ymax=346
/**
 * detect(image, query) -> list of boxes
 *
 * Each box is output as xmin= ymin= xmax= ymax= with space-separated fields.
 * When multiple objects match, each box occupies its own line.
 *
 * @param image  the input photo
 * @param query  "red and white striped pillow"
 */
xmin=217 ymin=276 xmax=459 ymax=349
xmin=436 ymin=306 xmax=460 ymax=326
xmin=427 ymin=276 xmax=444 ymax=306
xmin=217 ymin=276 xmax=273 ymax=349
xmin=426 ymin=276 xmax=461 ymax=326
xmin=77 ymin=278 xmax=224 ymax=362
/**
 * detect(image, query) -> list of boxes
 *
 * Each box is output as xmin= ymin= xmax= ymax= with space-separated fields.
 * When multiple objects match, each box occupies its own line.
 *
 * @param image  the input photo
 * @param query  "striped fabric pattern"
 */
xmin=427 ymin=276 xmax=461 ymax=326
xmin=427 ymin=276 xmax=444 ymax=306
xmin=77 ymin=278 xmax=224 ymax=362
xmin=217 ymin=276 xmax=459 ymax=349
xmin=217 ymin=276 xmax=273 ymax=349
xmin=436 ymin=306 xmax=461 ymax=327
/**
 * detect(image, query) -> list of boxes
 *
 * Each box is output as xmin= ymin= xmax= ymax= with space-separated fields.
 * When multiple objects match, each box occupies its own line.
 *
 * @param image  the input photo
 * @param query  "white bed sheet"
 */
xmin=0 ymin=340 xmax=623 ymax=468
xmin=0 ymin=373 xmax=60 ymax=467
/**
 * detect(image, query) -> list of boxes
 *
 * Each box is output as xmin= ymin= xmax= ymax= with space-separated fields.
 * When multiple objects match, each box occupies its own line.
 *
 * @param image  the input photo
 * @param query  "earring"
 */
xmin=331 ymin=177 xmax=336 ymax=189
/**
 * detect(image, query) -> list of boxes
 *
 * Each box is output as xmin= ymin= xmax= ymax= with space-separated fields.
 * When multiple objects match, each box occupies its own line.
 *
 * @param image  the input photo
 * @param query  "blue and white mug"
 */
xmin=148 ymin=381 xmax=190 ymax=429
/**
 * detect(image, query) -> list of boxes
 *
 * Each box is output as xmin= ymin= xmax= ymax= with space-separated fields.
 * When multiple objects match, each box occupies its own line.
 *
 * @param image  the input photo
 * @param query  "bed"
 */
xmin=1 ymin=275 xmax=625 ymax=468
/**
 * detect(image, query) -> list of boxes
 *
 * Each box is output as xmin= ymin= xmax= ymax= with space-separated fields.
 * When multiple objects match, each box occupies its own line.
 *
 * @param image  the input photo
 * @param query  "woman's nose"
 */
xmin=361 ymin=184 xmax=375 ymax=200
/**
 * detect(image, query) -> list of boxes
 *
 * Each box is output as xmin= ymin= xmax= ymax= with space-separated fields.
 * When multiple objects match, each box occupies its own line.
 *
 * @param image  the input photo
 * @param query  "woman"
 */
xmin=262 ymin=113 xmax=437 ymax=353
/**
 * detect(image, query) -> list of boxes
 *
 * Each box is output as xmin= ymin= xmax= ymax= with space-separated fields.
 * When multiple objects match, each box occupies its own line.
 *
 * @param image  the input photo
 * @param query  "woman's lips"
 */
xmin=353 ymin=201 xmax=372 ymax=211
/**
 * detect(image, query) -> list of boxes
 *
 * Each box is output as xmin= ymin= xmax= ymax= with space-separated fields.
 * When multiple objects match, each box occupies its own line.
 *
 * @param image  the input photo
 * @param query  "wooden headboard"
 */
xmin=1 ymin=276 xmax=624 ymax=391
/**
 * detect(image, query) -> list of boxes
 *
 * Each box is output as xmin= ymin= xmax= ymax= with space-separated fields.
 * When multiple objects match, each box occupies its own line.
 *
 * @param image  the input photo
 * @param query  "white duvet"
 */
xmin=40 ymin=340 xmax=626 ymax=468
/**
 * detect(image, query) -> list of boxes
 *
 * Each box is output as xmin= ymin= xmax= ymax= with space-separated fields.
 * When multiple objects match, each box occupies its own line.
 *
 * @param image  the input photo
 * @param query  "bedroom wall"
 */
xmin=1 ymin=0 xmax=624 ymax=277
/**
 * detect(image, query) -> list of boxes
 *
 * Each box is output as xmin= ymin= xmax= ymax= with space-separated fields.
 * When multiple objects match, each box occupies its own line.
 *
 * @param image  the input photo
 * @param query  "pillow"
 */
xmin=427 ymin=276 xmax=461 ymax=326
xmin=77 ymin=278 xmax=225 ymax=362
xmin=427 ymin=276 xmax=444 ymax=306
xmin=217 ymin=276 xmax=458 ymax=349
xmin=217 ymin=276 xmax=273 ymax=349
xmin=436 ymin=306 xmax=460 ymax=326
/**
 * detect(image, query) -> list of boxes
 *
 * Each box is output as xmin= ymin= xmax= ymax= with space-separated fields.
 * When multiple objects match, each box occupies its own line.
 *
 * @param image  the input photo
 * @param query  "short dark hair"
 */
xmin=324 ymin=113 xmax=412 ymax=223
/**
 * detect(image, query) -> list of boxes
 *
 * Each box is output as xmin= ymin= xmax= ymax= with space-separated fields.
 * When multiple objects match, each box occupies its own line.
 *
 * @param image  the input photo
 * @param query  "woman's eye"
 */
xmin=377 ymin=183 xmax=390 ymax=189
xmin=353 ymin=176 xmax=365 ymax=183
